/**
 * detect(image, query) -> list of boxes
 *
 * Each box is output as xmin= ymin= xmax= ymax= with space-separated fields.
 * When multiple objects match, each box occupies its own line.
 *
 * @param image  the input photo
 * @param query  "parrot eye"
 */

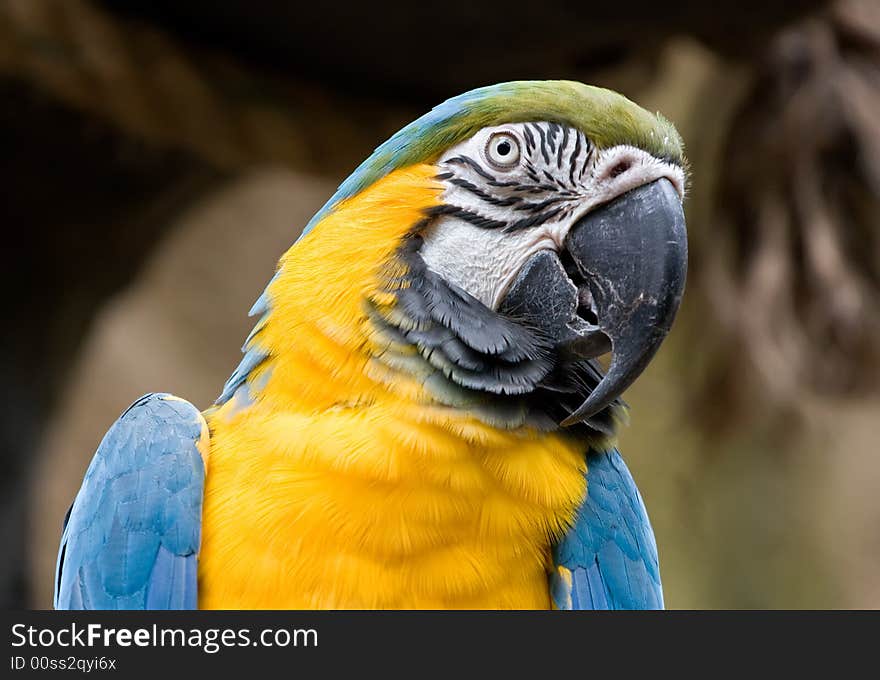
xmin=484 ymin=132 xmax=521 ymax=170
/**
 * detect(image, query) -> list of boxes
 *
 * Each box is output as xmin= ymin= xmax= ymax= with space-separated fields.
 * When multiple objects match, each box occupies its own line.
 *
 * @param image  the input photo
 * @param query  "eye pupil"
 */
xmin=485 ymin=132 xmax=520 ymax=169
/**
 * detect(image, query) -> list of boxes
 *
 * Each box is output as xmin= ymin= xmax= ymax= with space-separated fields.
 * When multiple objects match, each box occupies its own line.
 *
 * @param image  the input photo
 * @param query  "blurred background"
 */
xmin=2 ymin=0 xmax=879 ymax=609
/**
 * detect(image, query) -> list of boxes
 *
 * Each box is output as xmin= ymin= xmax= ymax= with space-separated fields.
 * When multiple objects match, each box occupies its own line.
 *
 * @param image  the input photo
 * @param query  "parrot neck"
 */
xmin=199 ymin=165 xmax=619 ymax=607
xmin=215 ymin=163 xmax=450 ymax=417
xmin=215 ymin=163 xmax=617 ymax=446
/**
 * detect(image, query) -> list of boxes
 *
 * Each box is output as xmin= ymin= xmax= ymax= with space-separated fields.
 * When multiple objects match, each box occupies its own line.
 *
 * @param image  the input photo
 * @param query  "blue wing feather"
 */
xmin=54 ymin=393 xmax=207 ymax=610
xmin=551 ymin=447 xmax=663 ymax=610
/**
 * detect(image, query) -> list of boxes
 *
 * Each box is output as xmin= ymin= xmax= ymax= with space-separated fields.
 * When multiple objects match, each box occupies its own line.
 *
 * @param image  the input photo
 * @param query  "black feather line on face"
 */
xmin=514 ymin=195 xmax=571 ymax=213
xmin=504 ymin=207 xmax=565 ymax=232
xmin=580 ymin=139 xmax=593 ymax=180
xmin=449 ymin=177 xmax=523 ymax=207
xmin=546 ymin=123 xmax=559 ymax=153
xmin=569 ymin=133 xmax=582 ymax=187
xmin=558 ymin=126 xmax=569 ymax=170
xmin=436 ymin=124 xmax=594 ymax=231
xmin=522 ymin=125 xmax=535 ymax=153
xmin=524 ymin=160 xmax=541 ymax=183
xmin=535 ymin=124 xmax=551 ymax=165
xmin=425 ymin=204 xmax=507 ymax=230
xmin=445 ymin=155 xmax=499 ymax=182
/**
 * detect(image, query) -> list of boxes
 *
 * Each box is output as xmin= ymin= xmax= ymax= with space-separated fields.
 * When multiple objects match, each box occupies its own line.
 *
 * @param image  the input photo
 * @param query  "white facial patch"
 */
xmin=419 ymin=219 xmax=568 ymax=309
xmin=417 ymin=122 xmax=685 ymax=310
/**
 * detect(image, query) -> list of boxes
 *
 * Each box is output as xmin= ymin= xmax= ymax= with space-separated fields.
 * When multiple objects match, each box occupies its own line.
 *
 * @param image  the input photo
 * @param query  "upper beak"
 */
xmin=498 ymin=178 xmax=687 ymax=426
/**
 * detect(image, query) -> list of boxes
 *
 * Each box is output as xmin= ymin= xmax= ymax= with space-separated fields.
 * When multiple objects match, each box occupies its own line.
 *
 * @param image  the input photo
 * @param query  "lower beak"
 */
xmin=498 ymin=178 xmax=687 ymax=426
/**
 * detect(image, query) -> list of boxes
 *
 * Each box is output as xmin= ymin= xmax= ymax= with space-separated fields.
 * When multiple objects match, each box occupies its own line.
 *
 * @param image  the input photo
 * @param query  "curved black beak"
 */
xmin=497 ymin=177 xmax=687 ymax=427
xmin=560 ymin=177 xmax=687 ymax=424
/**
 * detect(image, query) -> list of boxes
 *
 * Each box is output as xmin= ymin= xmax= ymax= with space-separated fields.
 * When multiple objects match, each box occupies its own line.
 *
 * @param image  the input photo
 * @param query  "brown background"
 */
xmin=2 ymin=0 xmax=879 ymax=609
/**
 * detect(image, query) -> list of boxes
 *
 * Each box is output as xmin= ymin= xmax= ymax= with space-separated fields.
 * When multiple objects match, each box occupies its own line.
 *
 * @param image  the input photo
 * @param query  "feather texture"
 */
xmin=54 ymin=394 xmax=207 ymax=610
xmin=302 ymin=81 xmax=683 ymax=238
xmin=550 ymin=447 xmax=663 ymax=610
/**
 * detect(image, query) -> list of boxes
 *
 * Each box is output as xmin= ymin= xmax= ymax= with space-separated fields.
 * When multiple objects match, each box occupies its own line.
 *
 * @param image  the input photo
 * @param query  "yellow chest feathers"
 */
xmin=198 ymin=403 xmax=587 ymax=609
xmin=196 ymin=165 xmax=591 ymax=608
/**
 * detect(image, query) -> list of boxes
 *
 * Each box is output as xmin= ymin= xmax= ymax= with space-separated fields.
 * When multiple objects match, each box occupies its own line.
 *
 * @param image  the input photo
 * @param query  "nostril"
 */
xmin=608 ymin=160 xmax=631 ymax=178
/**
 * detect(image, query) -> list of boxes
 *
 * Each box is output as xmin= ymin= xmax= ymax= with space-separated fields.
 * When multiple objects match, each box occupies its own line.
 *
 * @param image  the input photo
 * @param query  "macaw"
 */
xmin=55 ymin=80 xmax=687 ymax=610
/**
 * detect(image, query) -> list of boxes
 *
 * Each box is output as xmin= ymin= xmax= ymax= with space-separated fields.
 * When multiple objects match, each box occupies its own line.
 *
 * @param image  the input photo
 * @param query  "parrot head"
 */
xmin=226 ymin=81 xmax=687 ymax=436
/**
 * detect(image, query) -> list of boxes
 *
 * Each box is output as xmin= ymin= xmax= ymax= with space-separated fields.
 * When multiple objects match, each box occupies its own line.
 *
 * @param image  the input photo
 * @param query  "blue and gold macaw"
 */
xmin=55 ymin=80 xmax=687 ymax=609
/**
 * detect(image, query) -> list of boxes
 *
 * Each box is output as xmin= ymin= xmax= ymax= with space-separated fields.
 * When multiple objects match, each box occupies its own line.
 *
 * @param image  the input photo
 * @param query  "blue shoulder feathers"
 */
xmin=551 ymin=448 xmax=663 ymax=610
xmin=54 ymin=394 xmax=207 ymax=610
